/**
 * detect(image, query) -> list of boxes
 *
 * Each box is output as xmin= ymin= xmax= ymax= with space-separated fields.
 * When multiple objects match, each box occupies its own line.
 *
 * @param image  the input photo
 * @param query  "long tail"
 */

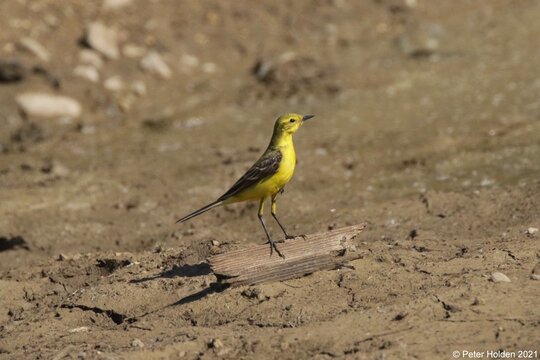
xmin=175 ymin=200 xmax=222 ymax=224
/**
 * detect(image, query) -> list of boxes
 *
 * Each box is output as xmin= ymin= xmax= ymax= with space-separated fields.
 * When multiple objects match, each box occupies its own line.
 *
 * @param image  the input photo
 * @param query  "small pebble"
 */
xmin=73 ymin=65 xmax=99 ymax=83
xmin=480 ymin=178 xmax=495 ymax=187
xmin=57 ymin=253 xmax=68 ymax=261
xmin=85 ymin=22 xmax=119 ymax=59
xmin=123 ymin=44 xmax=146 ymax=58
xmin=532 ymin=263 xmax=540 ymax=277
xmin=405 ymin=0 xmax=417 ymax=7
xmin=397 ymin=22 xmax=444 ymax=58
xmin=526 ymin=227 xmax=538 ymax=235
xmin=180 ymin=54 xmax=199 ymax=68
xmin=531 ymin=274 xmax=540 ymax=281
xmin=16 ymin=93 xmax=81 ymax=118
xmin=140 ymin=51 xmax=172 ymax=79
xmin=471 ymin=297 xmax=485 ymax=306
xmin=79 ymin=49 xmax=103 ymax=68
xmin=19 ymin=37 xmax=50 ymax=62
xmin=131 ymin=338 xmax=144 ymax=348
xmin=241 ymin=287 xmax=261 ymax=299
xmin=184 ymin=117 xmax=204 ymax=128
xmin=103 ymin=0 xmax=132 ymax=10
xmin=48 ymin=161 xmax=70 ymax=177
xmin=252 ymin=59 xmax=274 ymax=82
xmin=69 ymin=326 xmax=89 ymax=333
xmin=131 ymin=80 xmax=147 ymax=96
xmin=208 ymin=338 xmax=223 ymax=349
xmin=202 ymin=62 xmax=217 ymax=73
xmin=104 ymin=76 xmax=124 ymax=91
xmin=491 ymin=272 xmax=511 ymax=283
xmin=44 ymin=14 xmax=59 ymax=27
xmin=241 ymin=287 xmax=268 ymax=301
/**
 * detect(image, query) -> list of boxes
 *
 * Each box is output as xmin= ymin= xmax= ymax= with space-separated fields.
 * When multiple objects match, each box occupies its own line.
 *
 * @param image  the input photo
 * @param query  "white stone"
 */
xmin=184 ymin=117 xmax=204 ymax=128
xmin=526 ymin=227 xmax=538 ymax=235
xmin=73 ymin=65 xmax=99 ymax=83
xmin=69 ymin=326 xmax=89 ymax=333
xmin=85 ymin=22 xmax=119 ymax=59
xmin=19 ymin=37 xmax=50 ymax=62
xmin=140 ymin=51 xmax=172 ymax=79
xmin=480 ymin=178 xmax=495 ymax=187
xmin=122 ymin=44 xmax=146 ymax=58
xmin=16 ymin=93 xmax=81 ymax=118
xmin=50 ymin=161 xmax=70 ymax=177
xmin=491 ymin=272 xmax=511 ymax=283
xmin=209 ymin=338 xmax=223 ymax=349
xmin=397 ymin=22 xmax=444 ymax=57
xmin=131 ymin=80 xmax=147 ymax=96
xmin=103 ymin=0 xmax=132 ymax=10
xmin=131 ymin=338 xmax=144 ymax=348
xmin=181 ymin=54 xmax=199 ymax=67
xmin=202 ymin=62 xmax=217 ymax=73
xmin=405 ymin=0 xmax=417 ymax=8
xmin=44 ymin=14 xmax=59 ymax=27
xmin=79 ymin=49 xmax=103 ymax=68
xmin=104 ymin=76 xmax=124 ymax=91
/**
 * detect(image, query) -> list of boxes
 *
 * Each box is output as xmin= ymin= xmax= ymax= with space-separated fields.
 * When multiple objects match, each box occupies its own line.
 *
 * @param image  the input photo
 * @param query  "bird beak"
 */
xmin=302 ymin=115 xmax=315 ymax=122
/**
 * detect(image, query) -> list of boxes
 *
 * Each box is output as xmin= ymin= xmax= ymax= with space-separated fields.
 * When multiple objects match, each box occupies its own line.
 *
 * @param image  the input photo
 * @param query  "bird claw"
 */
xmin=285 ymin=233 xmax=306 ymax=240
xmin=265 ymin=240 xmax=285 ymax=259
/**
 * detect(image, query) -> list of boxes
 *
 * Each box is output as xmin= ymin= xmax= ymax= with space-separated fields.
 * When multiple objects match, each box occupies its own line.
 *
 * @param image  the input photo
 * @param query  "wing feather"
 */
xmin=218 ymin=149 xmax=282 ymax=201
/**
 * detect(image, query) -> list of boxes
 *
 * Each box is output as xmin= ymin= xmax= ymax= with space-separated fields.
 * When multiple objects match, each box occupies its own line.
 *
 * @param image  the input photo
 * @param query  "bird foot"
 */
xmin=284 ymin=233 xmax=306 ymax=240
xmin=265 ymin=240 xmax=285 ymax=259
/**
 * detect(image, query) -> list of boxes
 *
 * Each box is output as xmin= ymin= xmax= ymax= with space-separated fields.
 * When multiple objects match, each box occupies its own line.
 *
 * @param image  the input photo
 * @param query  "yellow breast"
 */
xmin=272 ymin=144 xmax=296 ymax=189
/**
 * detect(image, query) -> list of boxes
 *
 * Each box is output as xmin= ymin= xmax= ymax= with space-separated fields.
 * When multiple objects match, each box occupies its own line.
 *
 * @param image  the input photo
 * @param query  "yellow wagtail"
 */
xmin=176 ymin=113 xmax=314 ymax=258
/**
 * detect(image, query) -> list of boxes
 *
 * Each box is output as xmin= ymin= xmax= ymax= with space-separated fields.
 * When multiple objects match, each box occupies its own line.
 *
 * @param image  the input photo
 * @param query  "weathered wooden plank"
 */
xmin=208 ymin=224 xmax=366 ymax=286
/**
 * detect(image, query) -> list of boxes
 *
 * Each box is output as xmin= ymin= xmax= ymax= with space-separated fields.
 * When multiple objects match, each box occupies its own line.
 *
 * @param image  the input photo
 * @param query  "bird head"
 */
xmin=274 ymin=113 xmax=315 ymax=135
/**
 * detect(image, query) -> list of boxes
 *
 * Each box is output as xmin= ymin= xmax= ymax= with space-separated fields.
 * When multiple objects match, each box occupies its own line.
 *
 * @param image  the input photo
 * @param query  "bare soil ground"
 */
xmin=0 ymin=0 xmax=539 ymax=359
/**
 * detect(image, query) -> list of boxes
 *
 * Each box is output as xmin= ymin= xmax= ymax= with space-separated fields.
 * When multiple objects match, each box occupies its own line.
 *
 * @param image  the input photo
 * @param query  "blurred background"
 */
xmin=1 ymin=0 xmax=539 ymax=358
xmin=2 ymin=0 xmax=539 ymax=257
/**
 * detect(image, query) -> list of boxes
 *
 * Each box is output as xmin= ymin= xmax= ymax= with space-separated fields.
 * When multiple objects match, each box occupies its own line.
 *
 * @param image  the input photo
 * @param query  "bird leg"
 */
xmin=271 ymin=195 xmax=306 ymax=240
xmin=258 ymin=198 xmax=285 ymax=258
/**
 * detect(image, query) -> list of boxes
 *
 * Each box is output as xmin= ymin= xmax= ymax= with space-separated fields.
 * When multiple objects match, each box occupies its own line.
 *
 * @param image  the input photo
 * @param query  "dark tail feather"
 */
xmin=176 ymin=201 xmax=222 ymax=224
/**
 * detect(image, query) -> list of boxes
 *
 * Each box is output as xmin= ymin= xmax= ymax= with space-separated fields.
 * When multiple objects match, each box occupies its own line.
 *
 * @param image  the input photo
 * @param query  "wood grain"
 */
xmin=208 ymin=224 xmax=366 ymax=286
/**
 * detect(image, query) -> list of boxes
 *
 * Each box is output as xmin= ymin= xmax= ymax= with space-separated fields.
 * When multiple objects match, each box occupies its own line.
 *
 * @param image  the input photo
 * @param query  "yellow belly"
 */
xmin=226 ymin=146 xmax=296 ymax=203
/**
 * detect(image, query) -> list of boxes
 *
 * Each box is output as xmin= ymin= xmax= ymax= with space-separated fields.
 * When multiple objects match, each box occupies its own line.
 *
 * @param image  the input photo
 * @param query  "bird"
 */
xmin=176 ymin=113 xmax=315 ymax=258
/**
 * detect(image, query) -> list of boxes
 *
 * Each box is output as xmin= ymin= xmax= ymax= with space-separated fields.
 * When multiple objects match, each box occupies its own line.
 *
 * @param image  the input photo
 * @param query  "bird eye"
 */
xmin=289 ymin=119 xmax=295 ymax=123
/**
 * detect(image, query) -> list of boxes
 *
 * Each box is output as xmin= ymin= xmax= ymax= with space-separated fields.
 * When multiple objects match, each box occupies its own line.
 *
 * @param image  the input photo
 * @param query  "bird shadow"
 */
xmin=129 ymin=261 xmax=231 ymax=309
xmin=127 ymin=263 xmax=229 ymax=322
xmin=129 ymin=262 xmax=212 ymax=284
xmin=170 ymin=282 xmax=228 ymax=306
xmin=128 ymin=281 xmax=229 ymax=323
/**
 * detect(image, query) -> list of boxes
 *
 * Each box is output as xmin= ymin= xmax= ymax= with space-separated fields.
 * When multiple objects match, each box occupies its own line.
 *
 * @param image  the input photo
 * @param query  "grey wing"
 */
xmin=217 ymin=149 xmax=282 ymax=201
